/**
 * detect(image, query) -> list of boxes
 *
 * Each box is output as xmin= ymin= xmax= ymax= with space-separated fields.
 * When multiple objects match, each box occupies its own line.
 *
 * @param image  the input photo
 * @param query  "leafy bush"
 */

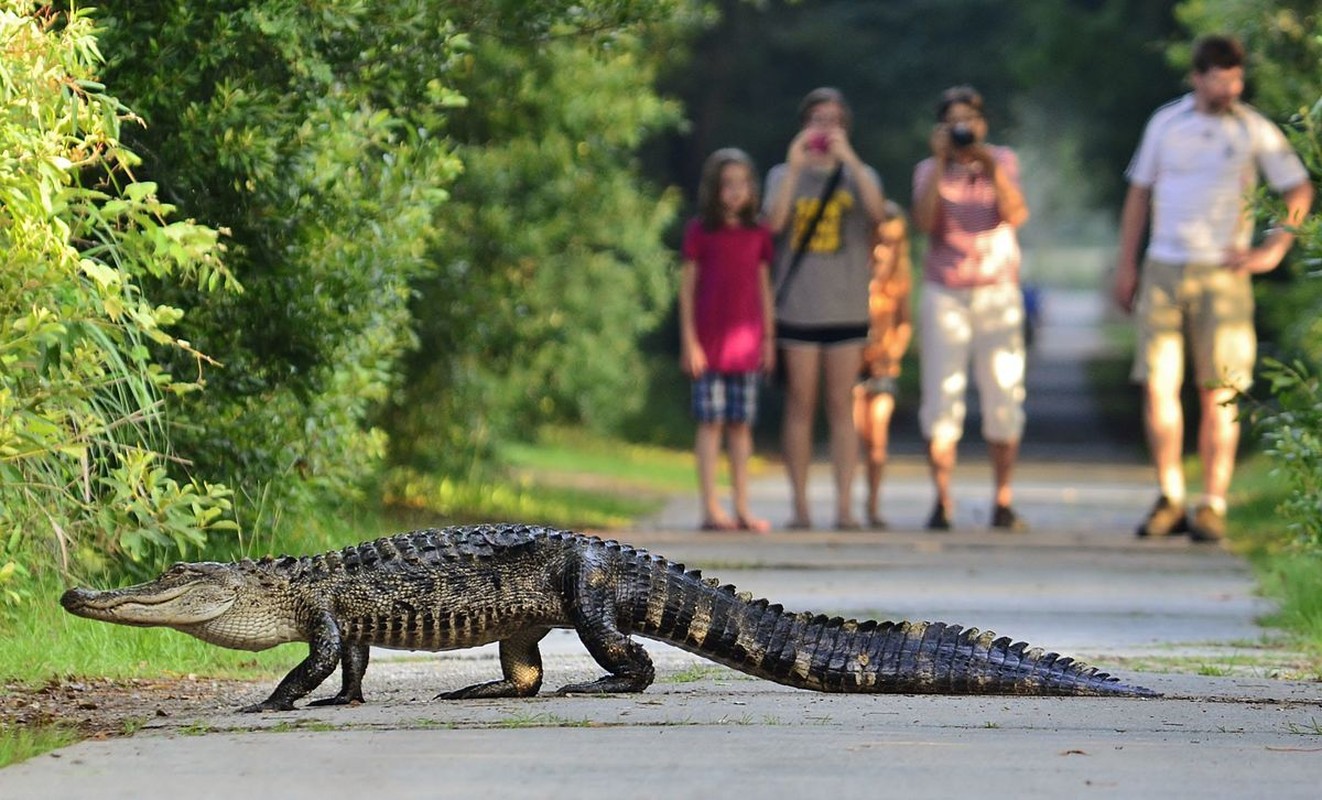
xmin=94 ymin=2 xmax=466 ymax=536
xmin=385 ymin=29 xmax=685 ymax=475
xmin=0 ymin=4 xmax=238 ymax=598
xmin=1254 ymin=360 xmax=1322 ymax=551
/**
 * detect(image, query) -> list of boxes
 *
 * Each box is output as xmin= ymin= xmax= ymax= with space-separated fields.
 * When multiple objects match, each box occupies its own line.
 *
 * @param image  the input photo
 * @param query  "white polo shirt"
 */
xmin=1126 ymin=93 xmax=1308 ymax=264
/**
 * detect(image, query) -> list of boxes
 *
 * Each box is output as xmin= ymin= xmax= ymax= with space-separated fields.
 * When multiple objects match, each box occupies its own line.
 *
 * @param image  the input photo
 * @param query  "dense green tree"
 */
xmin=92 ymin=2 xmax=466 ymax=534
xmin=85 ymin=1 xmax=693 ymax=530
xmin=1012 ymin=0 xmax=1185 ymax=209
xmin=384 ymin=13 xmax=694 ymax=474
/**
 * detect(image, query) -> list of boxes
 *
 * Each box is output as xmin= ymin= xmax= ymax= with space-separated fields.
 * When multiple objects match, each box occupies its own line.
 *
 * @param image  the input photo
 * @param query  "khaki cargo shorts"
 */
xmin=1130 ymin=258 xmax=1256 ymax=392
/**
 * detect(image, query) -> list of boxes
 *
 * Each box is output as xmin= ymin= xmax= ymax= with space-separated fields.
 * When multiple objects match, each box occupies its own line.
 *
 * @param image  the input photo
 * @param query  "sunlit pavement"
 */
xmin=5 ymin=290 xmax=1318 ymax=799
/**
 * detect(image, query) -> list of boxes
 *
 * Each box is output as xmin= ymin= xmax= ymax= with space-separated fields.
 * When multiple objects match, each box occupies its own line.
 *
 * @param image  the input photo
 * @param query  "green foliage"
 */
xmin=1012 ymin=0 xmax=1185 ymax=209
xmin=93 ymin=1 xmax=467 ymax=537
xmin=1252 ymin=360 xmax=1322 ymax=551
xmin=0 ymin=3 xmax=237 ymax=597
xmin=659 ymin=0 xmax=1040 ymax=209
xmin=386 ymin=26 xmax=686 ymax=475
xmin=89 ymin=0 xmax=694 ymax=533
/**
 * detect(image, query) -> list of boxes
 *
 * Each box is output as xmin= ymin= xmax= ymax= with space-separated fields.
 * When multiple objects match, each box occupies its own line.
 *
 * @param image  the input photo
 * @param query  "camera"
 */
xmin=808 ymin=132 xmax=831 ymax=153
xmin=949 ymin=123 xmax=976 ymax=148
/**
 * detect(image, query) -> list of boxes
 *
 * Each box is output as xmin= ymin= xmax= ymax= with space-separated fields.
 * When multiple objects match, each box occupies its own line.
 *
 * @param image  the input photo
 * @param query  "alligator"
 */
xmin=60 ymin=524 xmax=1158 ymax=711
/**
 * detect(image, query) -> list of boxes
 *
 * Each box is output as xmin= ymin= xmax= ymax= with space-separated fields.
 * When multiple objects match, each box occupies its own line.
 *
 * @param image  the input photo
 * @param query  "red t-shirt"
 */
xmin=682 ymin=219 xmax=774 ymax=373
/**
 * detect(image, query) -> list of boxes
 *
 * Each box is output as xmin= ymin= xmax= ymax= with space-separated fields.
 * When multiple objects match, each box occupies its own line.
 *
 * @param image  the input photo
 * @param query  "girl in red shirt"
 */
xmin=679 ymin=149 xmax=776 ymax=532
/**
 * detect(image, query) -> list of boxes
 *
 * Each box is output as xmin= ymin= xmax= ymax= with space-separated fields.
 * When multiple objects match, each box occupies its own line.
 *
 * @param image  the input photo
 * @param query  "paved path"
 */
xmin=4 ymin=289 xmax=1319 ymax=798
xmin=4 ymin=462 xmax=1319 ymax=799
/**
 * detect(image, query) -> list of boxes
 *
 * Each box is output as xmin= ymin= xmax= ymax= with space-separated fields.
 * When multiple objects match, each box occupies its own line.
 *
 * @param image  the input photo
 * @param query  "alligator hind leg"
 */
xmin=555 ymin=563 xmax=655 ymax=695
xmin=438 ymin=627 xmax=550 ymax=699
xmin=307 ymin=643 xmax=370 ymax=707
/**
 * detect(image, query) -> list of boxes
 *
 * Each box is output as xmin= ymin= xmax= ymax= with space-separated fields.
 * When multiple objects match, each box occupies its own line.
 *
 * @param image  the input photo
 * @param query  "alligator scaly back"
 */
xmin=60 ymin=525 xmax=1157 ymax=711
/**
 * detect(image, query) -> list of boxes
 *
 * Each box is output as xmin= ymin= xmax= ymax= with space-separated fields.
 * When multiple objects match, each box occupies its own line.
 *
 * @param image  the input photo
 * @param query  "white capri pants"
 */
xmin=919 ymin=281 xmax=1026 ymax=444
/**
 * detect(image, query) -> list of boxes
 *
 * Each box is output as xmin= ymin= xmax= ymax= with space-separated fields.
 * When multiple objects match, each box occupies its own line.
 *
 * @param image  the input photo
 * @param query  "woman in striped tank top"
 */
xmin=911 ymin=86 xmax=1030 ymax=533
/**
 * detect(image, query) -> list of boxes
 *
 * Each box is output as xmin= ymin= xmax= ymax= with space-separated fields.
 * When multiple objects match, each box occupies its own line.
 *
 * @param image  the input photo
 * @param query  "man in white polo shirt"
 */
xmin=1114 ymin=34 xmax=1314 ymax=542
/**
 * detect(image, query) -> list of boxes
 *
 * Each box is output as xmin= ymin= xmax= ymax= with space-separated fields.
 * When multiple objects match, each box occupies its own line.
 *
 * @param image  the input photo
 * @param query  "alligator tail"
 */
xmin=628 ymin=558 xmax=1157 ymax=697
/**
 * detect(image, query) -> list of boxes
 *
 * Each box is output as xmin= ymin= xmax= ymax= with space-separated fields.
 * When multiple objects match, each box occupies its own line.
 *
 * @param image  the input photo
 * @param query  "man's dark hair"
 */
xmin=935 ymin=85 xmax=984 ymax=122
xmin=1192 ymin=35 xmax=1245 ymax=74
xmin=797 ymin=87 xmax=852 ymax=130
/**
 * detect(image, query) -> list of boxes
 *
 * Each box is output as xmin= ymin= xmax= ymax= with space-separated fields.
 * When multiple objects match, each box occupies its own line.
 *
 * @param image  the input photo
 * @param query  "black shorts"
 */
xmin=776 ymin=322 xmax=869 ymax=347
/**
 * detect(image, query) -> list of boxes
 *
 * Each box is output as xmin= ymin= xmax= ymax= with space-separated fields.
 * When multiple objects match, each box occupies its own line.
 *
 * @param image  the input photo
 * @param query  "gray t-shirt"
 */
xmin=764 ymin=163 xmax=882 ymax=327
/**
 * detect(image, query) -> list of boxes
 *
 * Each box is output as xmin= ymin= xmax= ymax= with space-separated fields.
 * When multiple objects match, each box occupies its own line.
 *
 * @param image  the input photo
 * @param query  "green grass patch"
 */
xmin=1109 ymin=647 xmax=1317 ymax=680
xmin=502 ymin=425 xmax=717 ymax=494
xmin=0 ymin=722 xmax=80 ymax=767
xmin=496 ymin=712 xmax=596 ymax=729
xmin=661 ymin=664 xmax=728 ymax=684
xmin=383 ymin=466 xmax=664 ymax=531
xmin=1229 ymin=455 xmax=1322 ymax=663
xmin=385 ymin=426 xmax=704 ymax=529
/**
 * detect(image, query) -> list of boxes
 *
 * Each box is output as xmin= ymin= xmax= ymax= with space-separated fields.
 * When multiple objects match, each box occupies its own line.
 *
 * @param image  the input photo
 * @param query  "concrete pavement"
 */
xmin=4 ymin=288 xmax=1319 ymax=797
xmin=4 ymin=459 xmax=1320 ymax=799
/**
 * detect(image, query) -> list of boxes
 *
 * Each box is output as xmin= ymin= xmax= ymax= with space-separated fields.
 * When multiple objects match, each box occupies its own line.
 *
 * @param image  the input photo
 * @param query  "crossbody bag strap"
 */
xmin=774 ymin=164 xmax=845 ymax=306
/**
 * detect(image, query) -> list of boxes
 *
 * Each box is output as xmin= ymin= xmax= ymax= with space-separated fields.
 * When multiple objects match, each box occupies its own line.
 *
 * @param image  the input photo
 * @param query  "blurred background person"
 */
xmin=1113 ymin=34 xmax=1313 ymax=543
xmin=912 ymin=85 xmax=1030 ymax=532
xmin=763 ymin=87 xmax=886 ymax=531
xmin=679 ymin=148 xmax=777 ymax=533
xmin=853 ymin=201 xmax=913 ymax=530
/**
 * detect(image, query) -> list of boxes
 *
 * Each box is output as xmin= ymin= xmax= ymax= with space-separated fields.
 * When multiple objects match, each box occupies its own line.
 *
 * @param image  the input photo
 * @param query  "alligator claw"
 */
xmin=239 ymin=699 xmax=296 ymax=713
xmin=306 ymin=695 xmax=361 ymax=707
xmin=436 ymin=679 xmax=530 ymax=700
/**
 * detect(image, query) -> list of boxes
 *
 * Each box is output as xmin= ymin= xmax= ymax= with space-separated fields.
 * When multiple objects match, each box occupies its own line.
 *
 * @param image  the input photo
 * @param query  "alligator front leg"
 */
xmin=307 ymin=643 xmax=370 ymax=707
xmin=242 ymin=611 xmax=341 ymax=712
xmin=438 ymin=628 xmax=549 ymax=699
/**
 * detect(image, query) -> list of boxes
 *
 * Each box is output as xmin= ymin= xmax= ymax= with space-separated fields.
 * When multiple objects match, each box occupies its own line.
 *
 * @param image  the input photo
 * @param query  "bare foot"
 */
xmin=736 ymin=515 xmax=771 ymax=534
xmin=699 ymin=517 xmax=738 ymax=532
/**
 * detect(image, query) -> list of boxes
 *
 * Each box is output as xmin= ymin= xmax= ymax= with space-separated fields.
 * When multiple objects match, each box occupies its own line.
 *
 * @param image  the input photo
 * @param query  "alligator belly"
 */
xmin=341 ymin=607 xmax=558 ymax=651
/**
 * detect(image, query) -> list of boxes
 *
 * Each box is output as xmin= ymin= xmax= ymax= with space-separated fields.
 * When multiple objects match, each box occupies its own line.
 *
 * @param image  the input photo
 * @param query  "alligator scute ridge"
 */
xmin=60 ymin=524 xmax=1160 ymax=711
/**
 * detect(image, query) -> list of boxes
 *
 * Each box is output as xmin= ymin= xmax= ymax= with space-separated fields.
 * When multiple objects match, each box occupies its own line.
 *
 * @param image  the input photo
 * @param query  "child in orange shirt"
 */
xmin=853 ymin=202 xmax=913 ymax=529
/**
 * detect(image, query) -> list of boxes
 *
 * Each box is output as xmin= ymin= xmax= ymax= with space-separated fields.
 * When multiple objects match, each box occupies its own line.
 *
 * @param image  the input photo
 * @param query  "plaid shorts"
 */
xmin=691 ymin=372 xmax=760 ymax=424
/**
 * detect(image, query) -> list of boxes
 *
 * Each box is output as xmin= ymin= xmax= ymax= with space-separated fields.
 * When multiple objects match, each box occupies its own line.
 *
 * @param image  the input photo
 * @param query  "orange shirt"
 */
xmin=862 ymin=245 xmax=911 ymax=378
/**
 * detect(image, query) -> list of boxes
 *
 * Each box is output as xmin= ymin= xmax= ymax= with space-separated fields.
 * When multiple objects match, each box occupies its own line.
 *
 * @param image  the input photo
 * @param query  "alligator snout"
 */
xmin=60 ymin=587 xmax=89 ymax=610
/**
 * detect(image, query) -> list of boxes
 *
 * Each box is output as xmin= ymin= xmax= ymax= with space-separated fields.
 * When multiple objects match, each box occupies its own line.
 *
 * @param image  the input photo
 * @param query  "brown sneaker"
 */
xmin=1188 ymin=504 xmax=1226 ymax=543
xmin=1136 ymin=496 xmax=1189 ymax=538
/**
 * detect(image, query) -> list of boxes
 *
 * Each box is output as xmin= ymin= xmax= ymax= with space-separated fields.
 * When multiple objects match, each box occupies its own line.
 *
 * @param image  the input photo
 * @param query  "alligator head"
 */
xmin=61 ymin=561 xmax=302 ymax=651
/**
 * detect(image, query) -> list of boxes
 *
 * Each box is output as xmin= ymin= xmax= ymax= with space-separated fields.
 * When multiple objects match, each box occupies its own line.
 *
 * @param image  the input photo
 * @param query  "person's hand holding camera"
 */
xmin=786 ymin=128 xmax=821 ymax=170
xmin=793 ymin=127 xmax=843 ymax=160
xmin=931 ymin=121 xmax=988 ymax=164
